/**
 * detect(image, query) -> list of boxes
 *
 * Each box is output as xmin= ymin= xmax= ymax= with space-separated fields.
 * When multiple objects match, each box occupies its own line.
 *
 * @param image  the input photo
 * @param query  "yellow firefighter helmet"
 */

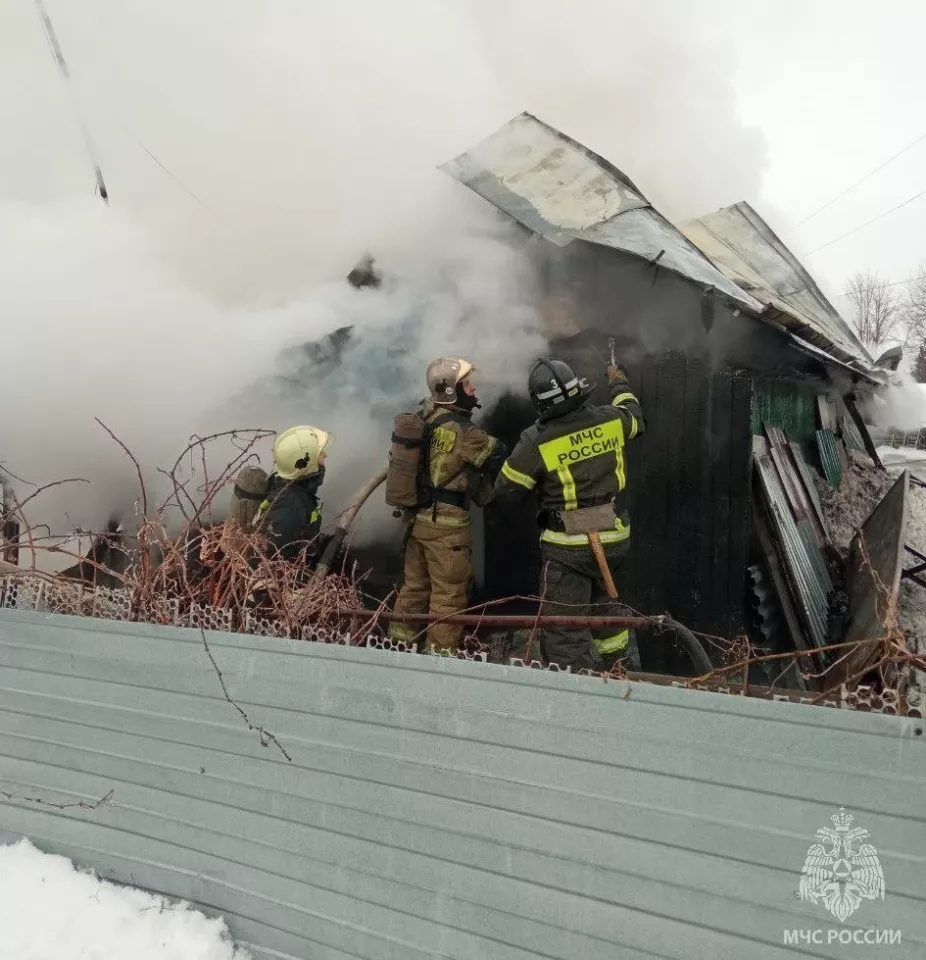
xmin=272 ymin=425 xmax=331 ymax=480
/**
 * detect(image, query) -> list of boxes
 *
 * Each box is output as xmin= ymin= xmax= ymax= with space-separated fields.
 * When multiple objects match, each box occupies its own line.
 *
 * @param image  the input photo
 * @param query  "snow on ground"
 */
xmin=0 ymin=838 xmax=251 ymax=960
xmin=816 ymin=449 xmax=893 ymax=557
xmin=877 ymin=444 xmax=926 ymax=473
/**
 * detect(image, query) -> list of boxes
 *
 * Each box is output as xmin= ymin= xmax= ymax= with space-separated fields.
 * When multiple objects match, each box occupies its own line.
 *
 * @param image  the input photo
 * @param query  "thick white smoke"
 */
xmin=863 ymin=371 xmax=926 ymax=433
xmin=0 ymin=0 xmax=768 ymax=561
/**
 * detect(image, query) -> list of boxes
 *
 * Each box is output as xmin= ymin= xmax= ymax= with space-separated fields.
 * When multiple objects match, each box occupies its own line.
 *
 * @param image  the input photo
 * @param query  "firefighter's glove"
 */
xmin=606 ymin=364 xmax=626 ymax=382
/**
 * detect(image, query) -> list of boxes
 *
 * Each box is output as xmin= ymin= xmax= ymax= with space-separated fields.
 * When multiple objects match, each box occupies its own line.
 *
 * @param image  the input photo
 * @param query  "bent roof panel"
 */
xmin=680 ymin=203 xmax=873 ymax=367
xmin=440 ymin=112 xmax=763 ymax=313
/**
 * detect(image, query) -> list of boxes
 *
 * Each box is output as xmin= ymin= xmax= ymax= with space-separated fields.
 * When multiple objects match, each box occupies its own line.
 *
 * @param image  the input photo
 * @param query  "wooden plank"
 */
xmin=789 ymin=442 xmax=827 ymax=532
xmin=665 ymin=355 xmax=688 ymax=631
xmin=766 ymin=435 xmax=809 ymax=523
xmin=725 ymin=371 xmax=753 ymax=636
xmin=751 ymin=486 xmax=820 ymax=687
xmin=680 ymin=358 xmax=708 ymax=629
xmin=623 ymin=355 xmax=660 ymax=626
xmin=708 ymin=369 xmax=734 ymax=632
xmin=816 ymin=394 xmax=837 ymax=431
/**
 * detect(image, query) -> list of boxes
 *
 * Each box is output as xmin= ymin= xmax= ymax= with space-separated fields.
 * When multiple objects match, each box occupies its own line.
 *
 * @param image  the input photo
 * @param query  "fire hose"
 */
xmin=308 ymin=469 xmax=712 ymax=673
xmin=310 ymin=469 xmax=388 ymax=582
xmin=345 ymin=608 xmax=712 ymax=674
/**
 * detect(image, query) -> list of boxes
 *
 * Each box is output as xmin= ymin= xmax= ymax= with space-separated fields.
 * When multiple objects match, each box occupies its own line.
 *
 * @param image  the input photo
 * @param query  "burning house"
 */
xmin=441 ymin=113 xmax=900 ymax=684
xmin=0 ymin=113 xmax=911 ymax=692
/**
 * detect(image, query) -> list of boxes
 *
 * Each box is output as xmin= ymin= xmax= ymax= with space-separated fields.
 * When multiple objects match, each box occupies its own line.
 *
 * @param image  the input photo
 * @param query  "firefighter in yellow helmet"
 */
xmin=389 ymin=358 xmax=506 ymax=653
xmin=257 ymin=425 xmax=331 ymax=565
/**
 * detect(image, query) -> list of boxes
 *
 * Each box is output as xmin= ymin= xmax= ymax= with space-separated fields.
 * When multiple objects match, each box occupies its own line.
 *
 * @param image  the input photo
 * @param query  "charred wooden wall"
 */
xmin=482 ymin=353 xmax=754 ymax=666
xmin=478 ymin=241 xmax=838 ymax=665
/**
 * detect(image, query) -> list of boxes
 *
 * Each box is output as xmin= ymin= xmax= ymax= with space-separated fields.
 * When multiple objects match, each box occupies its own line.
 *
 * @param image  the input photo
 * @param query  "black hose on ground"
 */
xmin=657 ymin=616 xmax=713 ymax=674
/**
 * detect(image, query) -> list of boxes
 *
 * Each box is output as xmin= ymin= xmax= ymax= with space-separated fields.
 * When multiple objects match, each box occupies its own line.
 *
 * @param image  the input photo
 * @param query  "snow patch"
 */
xmin=0 ymin=838 xmax=250 ymax=960
xmin=815 ymin=449 xmax=893 ymax=557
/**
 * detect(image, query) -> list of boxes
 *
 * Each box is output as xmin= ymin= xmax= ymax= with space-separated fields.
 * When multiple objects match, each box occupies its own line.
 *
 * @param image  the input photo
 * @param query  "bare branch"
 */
xmin=845 ymin=269 xmax=901 ymax=348
xmin=199 ymin=626 xmax=292 ymax=762
xmin=1 ymin=787 xmax=114 ymax=811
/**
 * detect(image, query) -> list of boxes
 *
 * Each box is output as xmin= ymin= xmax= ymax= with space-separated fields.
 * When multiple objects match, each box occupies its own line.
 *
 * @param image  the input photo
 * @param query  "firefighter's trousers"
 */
xmin=538 ymin=539 xmax=640 ymax=672
xmin=390 ymin=520 xmax=472 ymax=653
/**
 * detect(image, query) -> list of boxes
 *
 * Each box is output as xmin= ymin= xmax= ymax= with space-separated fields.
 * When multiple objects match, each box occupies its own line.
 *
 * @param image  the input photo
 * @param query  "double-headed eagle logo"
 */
xmin=798 ymin=807 xmax=885 ymax=922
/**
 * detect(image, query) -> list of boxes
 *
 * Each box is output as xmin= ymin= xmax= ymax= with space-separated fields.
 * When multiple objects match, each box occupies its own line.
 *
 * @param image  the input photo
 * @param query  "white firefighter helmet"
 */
xmin=272 ymin=425 xmax=331 ymax=480
xmin=426 ymin=357 xmax=475 ymax=405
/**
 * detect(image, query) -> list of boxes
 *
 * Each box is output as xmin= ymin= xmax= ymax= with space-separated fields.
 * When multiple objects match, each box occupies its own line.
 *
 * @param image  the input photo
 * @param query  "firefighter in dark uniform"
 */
xmin=258 ymin=425 xmax=330 ymax=564
xmin=492 ymin=357 xmax=645 ymax=672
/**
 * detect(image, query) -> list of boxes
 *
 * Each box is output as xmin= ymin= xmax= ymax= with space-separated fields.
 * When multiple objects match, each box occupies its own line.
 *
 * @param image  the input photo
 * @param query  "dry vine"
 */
xmin=0 ymin=429 xmax=921 ymax=714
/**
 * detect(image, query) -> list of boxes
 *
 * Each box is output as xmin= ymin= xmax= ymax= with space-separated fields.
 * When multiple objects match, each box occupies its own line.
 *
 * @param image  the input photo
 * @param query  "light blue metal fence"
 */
xmin=0 ymin=607 xmax=923 ymax=959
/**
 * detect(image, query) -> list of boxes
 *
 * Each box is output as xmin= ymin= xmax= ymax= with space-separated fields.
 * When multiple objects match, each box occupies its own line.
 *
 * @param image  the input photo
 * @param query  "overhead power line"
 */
xmin=796 ymin=127 xmax=926 ymax=228
xmin=118 ymin=123 xmax=220 ymax=219
xmin=805 ymin=186 xmax=926 ymax=255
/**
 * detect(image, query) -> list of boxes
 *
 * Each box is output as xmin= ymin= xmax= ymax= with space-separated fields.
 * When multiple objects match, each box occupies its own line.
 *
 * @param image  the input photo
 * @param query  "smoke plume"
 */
xmin=0 ymin=0 xmax=768 ymax=560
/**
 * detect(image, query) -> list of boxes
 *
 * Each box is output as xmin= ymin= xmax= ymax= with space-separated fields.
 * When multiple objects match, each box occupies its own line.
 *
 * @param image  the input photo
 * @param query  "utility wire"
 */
xmin=796 ymin=127 xmax=926 ymax=227
xmin=805 ymin=186 xmax=926 ymax=255
xmin=33 ymin=0 xmax=109 ymax=202
xmin=117 ymin=122 xmax=220 ymax=219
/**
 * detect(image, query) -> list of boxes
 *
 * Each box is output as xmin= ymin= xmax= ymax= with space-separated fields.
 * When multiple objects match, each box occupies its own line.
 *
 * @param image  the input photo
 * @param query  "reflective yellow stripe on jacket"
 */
xmin=594 ymin=629 xmax=630 ymax=654
xmin=537 ymin=420 xmax=627 ymax=511
xmin=500 ymin=461 xmax=536 ymax=490
xmin=611 ymin=392 xmax=642 ymax=438
xmin=540 ymin=517 xmax=631 ymax=547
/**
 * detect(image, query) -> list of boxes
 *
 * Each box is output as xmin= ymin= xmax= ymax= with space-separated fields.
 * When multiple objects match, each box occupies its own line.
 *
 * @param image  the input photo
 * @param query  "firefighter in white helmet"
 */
xmin=389 ymin=357 xmax=506 ymax=653
xmin=256 ymin=425 xmax=331 ymax=564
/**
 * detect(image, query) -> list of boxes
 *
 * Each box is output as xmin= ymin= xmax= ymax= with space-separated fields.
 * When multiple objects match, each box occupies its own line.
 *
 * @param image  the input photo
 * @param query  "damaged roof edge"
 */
xmin=517 ymin=111 xmax=648 ymax=200
xmin=439 ymin=112 xmax=763 ymax=313
xmin=441 ymin=113 xmax=879 ymax=383
xmin=680 ymin=202 xmax=875 ymax=374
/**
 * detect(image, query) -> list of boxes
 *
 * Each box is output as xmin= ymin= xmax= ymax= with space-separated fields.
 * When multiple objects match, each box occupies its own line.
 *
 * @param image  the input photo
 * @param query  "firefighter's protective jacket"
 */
xmin=259 ymin=472 xmax=324 ymax=562
xmin=492 ymin=367 xmax=645 ymax=546
xmin=413 ymin=401 xmax=504 ymax=528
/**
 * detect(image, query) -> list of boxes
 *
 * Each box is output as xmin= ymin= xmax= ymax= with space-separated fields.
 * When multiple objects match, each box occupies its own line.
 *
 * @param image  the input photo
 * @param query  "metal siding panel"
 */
xmin=755 ymin=451 xmax=832 ymax=647
xmin=816 ymin=429 xmax=844 ymax=489
xmin=842 ymin=415 xmax=867 ymax=455
xmin=1 ymin=610 xmax=924 ymax=959
xmin=751 ymin=379 xmax=818 ymax=443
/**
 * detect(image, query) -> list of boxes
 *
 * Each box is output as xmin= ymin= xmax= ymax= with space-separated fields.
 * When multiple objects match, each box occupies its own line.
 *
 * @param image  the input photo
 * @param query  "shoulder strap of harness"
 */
xmin=419 ymin=410 xmax=473 ymax=518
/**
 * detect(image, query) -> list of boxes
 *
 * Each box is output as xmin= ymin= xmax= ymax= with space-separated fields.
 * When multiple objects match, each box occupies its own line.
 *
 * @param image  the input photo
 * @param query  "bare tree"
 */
xmin=901 ymin=264 xmax=926 ymax=351
xmin=845 ymin=269 xmax=901 ymax=348
xmin=912 ymin=342 xmax=926 ymax=383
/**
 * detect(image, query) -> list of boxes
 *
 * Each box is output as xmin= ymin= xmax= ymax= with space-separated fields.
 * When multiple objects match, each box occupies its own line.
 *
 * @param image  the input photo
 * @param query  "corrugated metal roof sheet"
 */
xmin=817 ymin=429 xmax=844 ymax=489
xmin=843 ymin=415 xmax=867 ymax=454
xmin=755 ymin=442 xmax=833 ymax=647
xmin=680 ymin=203 xmax=874 ymax=371
xmin=0 ymin=609 xmax=924 ymax=959
xmin=751 ymin=380 xmax=818 ymax=443
xmin=440 ymin=113 xmax=763 ymax=313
